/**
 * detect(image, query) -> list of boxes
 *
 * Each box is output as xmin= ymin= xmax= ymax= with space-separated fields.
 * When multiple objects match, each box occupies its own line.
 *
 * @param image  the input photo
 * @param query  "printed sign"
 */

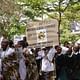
xmin=27 ymin=19 xmax=59 ymax=48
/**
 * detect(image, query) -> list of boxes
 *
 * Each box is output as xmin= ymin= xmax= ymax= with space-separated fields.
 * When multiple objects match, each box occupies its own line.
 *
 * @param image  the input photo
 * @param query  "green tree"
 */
xmin=0 ymin=0 xmax=80 ymax=42
xmin=61 ymin=1 xmax=80 ymax=43
xmin=17 ymin=0 xmax=80 ymax=43
xmin=0 ymin=0 xmax=26 ymax=39
xmin=44 ymin=0 xmax=80 ymax=43
xmin=17 ymin=0 xmax=47 ymax=20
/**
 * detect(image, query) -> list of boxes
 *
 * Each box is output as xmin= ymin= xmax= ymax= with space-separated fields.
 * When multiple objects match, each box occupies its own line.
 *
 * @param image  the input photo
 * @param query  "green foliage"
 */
xmin=60 ymin=1 xmax=80 ymax=43
xmin=0 ymin=14 xmax=26 ymax=39
xmin=8 ymin=16 xmax=25 ymax=38
xmin=18 ymin=0 xmax=47 ymax=20
xmin=0 ymin=0 xmax=80 ymax=42
xmin=60 ymin=2 xmax=80 ymax=43
xmin=0 ymin=0 xmax=26 ymax=39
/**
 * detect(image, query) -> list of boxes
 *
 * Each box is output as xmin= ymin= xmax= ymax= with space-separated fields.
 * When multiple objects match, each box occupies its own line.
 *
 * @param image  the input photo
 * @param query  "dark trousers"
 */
xmin=41 ymin=71 xmax=54 ymax=80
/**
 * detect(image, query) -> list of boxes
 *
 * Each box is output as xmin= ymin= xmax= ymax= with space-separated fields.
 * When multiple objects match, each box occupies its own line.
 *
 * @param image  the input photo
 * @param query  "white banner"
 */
xmin=27 ymin=19 xmax=59 ymax=48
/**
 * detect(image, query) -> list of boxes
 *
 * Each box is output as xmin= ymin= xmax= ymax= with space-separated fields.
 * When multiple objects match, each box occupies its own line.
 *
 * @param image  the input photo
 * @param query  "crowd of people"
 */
xmin=0 ymin=36 xmax=80 ymax=80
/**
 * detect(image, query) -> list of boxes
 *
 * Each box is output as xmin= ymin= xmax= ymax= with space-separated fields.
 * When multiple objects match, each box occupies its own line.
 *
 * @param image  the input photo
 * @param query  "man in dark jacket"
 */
xmin=65 ymin=46 xmax=74 ymax=80
xmin=55 ymin=45 xmax=67 ymax=80
xmin=72 ymin=45 xmax=80 ymax=80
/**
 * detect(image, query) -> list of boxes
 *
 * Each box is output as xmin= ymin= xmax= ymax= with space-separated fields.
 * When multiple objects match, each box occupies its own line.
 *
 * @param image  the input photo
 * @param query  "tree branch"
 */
xmin=63 ymin=0 xmax=71 ymax=12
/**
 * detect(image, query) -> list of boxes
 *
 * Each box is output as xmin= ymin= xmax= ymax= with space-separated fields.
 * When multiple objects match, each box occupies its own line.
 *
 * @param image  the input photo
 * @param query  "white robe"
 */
xmin=41 ymin=48 xmax=56 ymax=72
xmin=19 ymin=58 xmax=27 ymax=80
xmin=18 ymin=47 xmax=27 ymax=80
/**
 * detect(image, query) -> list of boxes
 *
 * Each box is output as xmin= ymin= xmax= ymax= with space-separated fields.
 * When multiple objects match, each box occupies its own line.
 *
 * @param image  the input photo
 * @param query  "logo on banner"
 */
xmin=36 ymin=29 xmax=47 ymax=43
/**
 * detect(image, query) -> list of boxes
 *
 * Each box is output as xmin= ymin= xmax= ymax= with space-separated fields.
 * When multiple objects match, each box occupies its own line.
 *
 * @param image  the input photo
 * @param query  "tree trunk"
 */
xmin=58 ymin=0 xmax=62 ymax=45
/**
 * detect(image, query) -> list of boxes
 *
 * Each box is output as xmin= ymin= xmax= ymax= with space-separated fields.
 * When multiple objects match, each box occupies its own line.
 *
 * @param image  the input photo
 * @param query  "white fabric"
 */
xmin=42 ymin=58 xmax=55 ymax=72
xmin=36 ymin=50 xmax=45 ymax=60
xmin=0 ymin=37 xmax=4 ymax=48
xmin=0 ymin=48 xmax=15 ymax=58
xmin=28 ymin=48 xmax=33 ymax=54
xmin=79 ymin=50 xmax=80 ymax=53
xmin=0 ymin=59 xmax=2 ymax=72
xmin=23 ymin=48 xmax=33 ymax=55
xmin=41 ymin=48 xmax=56 ymax=72
xmin=17 ymin=47 xmax=27 ymax=80
xmin=19 ymin=59 xmax=26 ymax=80
xmin=47 ymin=48 xmax=56 ymax=61
xmin=73 ymin=52 xmax=79 ymax=55
xmin=61 ymin=46 xmax=69 ymax=54
xmin=14 ymin=35 xmax=23 ymax=45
